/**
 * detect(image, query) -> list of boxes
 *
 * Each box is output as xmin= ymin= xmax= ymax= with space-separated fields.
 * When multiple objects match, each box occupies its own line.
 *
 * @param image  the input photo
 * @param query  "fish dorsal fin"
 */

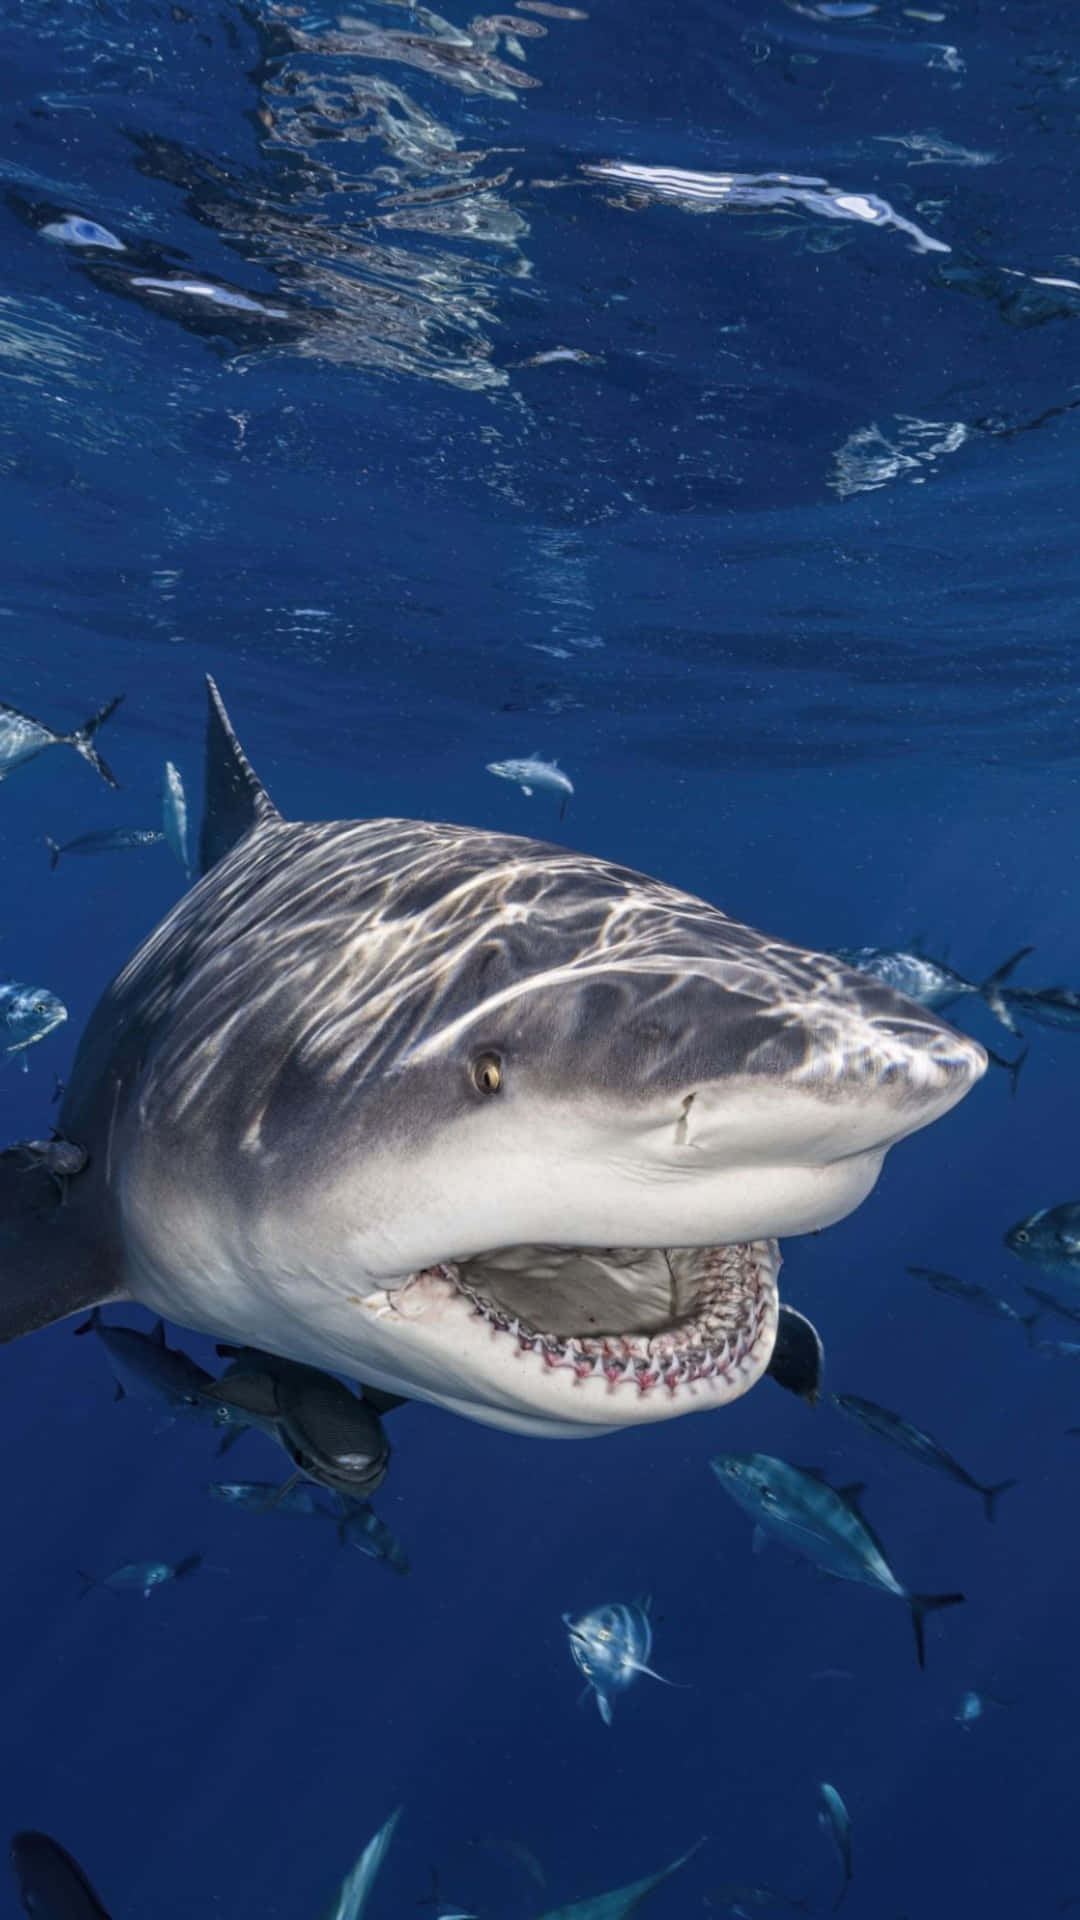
xmin=151 ymin=1318 xmax=167 ymax=1347
xmin=799 ymin=1465 xmax=829 ymax=1483
xmin=199 ymin=676 xmax=281 ymax=877
xmin=838 ymin=1481 xmax=867 ymax=1508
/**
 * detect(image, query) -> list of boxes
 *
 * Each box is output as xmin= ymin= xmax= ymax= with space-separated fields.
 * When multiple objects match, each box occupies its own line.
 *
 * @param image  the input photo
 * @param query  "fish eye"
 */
xmin=31 ymin=1000 xmax=49 ymax=1014
xmin=471 ymin=1051 xmax=503 ymax=1095
xmin=1014 ymin=1229 xmax=1029 ymax=1244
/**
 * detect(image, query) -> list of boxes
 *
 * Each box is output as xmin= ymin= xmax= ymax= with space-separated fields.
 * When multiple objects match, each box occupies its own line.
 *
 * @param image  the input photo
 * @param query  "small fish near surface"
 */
xmin=75 ymin=1309 xmax=217 ymax=1416
xmin=906 ymin=1266 xmax=1040 ymax=1342
xmin=9 ymin=1829 xmax=113 ymax=1919
xmin=46 ymin=828 xmax=164 ymax=870
xmin=0 ymin=692 xmax=123 ymax=790
xmin=162 ymin=759 xmax=192 ymax=879
xmin=486 ymin=752 xmax=574 ymax=819
xmin=78 ymin=1553 xmax=202 ymax=1599
xmin=1004 ymin=1202 xmax=1080 ymax=1280
xmin=817 ymin=1784 xmax=852 ymax=1912
xmin=709 ymin=1453 xmax=964 ymax=1667
xmin=0 ymin=979 xmax=67 ymax=1071
xmin=830 ymin=1391 xmax=1015 ymax=1522
xmin=564 ymin=1599 xmax=670 ymax=1726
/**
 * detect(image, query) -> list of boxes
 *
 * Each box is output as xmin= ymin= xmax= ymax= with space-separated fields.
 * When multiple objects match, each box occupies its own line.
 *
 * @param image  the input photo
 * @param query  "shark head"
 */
xmin=44 ymin=682 xmax=987 ymax=1440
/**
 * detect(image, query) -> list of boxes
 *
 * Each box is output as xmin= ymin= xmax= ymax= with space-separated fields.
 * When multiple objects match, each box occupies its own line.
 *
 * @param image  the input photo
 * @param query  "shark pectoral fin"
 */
xmin=0 ymin=1152 xmax=120 ymax=1343
xmin=766 ymin=1304 xmax=825 ymax=1404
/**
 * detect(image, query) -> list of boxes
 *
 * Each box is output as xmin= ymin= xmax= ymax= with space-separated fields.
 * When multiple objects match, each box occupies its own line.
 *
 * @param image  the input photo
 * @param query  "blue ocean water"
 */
xmin=1 ymin=0 xmax=1079 ymax=1912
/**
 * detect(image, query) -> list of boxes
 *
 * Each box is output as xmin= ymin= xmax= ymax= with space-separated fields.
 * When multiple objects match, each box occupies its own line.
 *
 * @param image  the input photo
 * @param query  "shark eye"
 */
xmin=471 ymin=1052 xmax=503 ymax=1095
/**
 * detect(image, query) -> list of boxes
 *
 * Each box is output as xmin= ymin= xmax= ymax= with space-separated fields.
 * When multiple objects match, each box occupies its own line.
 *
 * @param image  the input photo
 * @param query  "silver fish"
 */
xmin=563 ymin=1599 xmax=667 ymax=1726
xmin=0 ymin=693 xmax=123 ymax=788
xmin=830 ymin=1392 xmax=1015 ymax=1522
xmin=954 ymin=1688 xmax=1009 ymax=1731
xmin=906 ymin=1267 xmax=1040 ymax=1340
xmin=1004 ymin=1202 xmax=1080 ymax=1279
xmin=78 ymin=1553 xmax=202 ymax=1599
xmin=0 ymin=980 xmax=67 ymax=1065
xmin=709 ymin=1453 xmax=963 ymax=1667
xmin=162 ymin=760 xmax=192 ymax=879
xmin=336 ymin=1497 xmax=409 ymax=1575
xmin=981 ymin=947 xmax=1080 ymax=1035
xmin=46 ymin=828 xmax=163 ymax=870
xmin=817 ymin=1784 xmax=852 ymax=1911
xmin=485 ymin=752 xmax=574 ymax=817
xmin=323 ymin=1810 xmax=401 ymax=1920
xmin=74 ymin=1309 xmax=216 ymax=1413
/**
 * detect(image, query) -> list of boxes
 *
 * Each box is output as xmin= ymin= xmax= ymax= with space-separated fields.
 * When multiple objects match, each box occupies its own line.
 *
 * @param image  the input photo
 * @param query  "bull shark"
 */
xmin=0 ymin=680 xmax=985 ymax=1438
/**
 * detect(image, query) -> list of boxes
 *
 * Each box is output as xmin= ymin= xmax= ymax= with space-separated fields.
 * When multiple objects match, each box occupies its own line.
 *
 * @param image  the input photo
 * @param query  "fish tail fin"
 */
xmin=76 ymin=1570 xmax=96 ymax=1599
xmin=67 ymin=695 xmax=124 ymax=790
xmin=831 ymin=1884 xmax=850 ymax=1913
xmin=980 ymin=1479 xmax=1017 ymax=1524
xmin=909 ymin=1591 xmax=964 ymax=1669
xmin=174 ymin=1553 xmax=203 ymax=1581
xmin=45 ymin=836 xmax=61 ymax=871
xmin=1020 ymin=1311 xmax=1041 ymax=1348
xmin=984 ymin=1043 xmax=1028 ymax=1097
xmin=978 ymin=945 xmax=1035 ymax=1035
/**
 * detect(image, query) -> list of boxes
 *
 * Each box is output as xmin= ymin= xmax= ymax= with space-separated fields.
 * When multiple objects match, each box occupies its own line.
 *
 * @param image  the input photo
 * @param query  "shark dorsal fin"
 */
xmin=199 ymin=677 xmax=282 ymax=876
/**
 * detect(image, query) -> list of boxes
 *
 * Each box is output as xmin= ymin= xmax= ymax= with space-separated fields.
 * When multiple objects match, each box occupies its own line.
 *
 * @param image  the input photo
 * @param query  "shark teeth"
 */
xmin=444 ymin=1242 xmax=775 ymax=1396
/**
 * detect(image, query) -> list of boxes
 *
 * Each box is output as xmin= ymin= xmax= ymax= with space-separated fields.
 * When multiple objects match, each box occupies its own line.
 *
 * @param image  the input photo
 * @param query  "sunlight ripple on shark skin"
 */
xmin=0 ymin=679 xmax=985 ymax=1439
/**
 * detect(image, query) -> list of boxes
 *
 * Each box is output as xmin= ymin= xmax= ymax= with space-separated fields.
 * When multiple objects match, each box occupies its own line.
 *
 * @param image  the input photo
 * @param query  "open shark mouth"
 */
xmin=396 ymin=1239 xmax=780 ymax=1404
